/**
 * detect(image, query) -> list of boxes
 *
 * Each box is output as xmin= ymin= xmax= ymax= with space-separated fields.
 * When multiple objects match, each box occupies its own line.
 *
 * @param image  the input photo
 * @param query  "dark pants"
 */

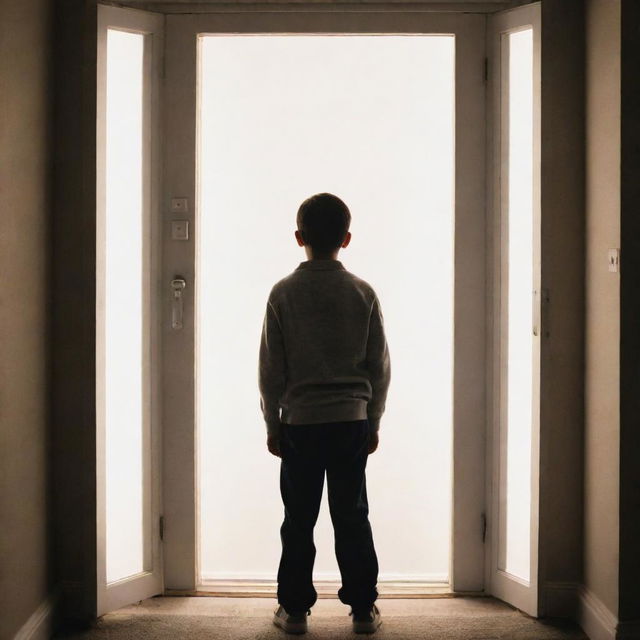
xmin=277 ymin=418 xmax=379 ymax=613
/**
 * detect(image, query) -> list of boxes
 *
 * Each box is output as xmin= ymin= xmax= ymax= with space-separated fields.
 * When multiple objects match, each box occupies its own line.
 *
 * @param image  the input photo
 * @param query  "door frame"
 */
xmin=160 ymin=8 xmax=487 ymax=594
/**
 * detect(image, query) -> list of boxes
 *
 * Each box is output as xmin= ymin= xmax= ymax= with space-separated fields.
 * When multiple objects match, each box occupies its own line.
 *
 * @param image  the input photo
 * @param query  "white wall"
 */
xmin=584 ymin=0 xmax=620 ymax=619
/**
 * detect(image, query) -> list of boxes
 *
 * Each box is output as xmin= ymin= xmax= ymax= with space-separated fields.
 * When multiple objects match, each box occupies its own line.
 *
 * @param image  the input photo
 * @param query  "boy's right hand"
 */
xmin=367 ymin=431 xmax=379 ymax=454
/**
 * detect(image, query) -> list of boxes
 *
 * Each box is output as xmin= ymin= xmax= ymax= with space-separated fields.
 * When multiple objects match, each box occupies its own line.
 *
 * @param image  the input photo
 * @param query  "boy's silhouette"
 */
xmin=258 ymin=193 xmax=391 ymax=634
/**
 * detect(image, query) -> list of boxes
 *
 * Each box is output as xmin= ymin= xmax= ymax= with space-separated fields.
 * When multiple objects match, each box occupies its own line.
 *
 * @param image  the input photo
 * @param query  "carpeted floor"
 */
xmin=54 ymin=596 xmax=589 ymax=639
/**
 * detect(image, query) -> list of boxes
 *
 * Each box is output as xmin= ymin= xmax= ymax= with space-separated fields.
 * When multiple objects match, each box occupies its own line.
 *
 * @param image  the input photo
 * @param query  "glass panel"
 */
xmin=504 ymin=27 xmax=534 ymax=582
xmin=105 ymin=28 xmax=145 ymax=584
xmin=198 ymin=35 xmax=455 ymax=583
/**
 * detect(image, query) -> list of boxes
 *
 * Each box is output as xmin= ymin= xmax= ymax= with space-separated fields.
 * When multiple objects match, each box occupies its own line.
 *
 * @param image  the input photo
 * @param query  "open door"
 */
xmin=96 ymin=3 xmax=164 ymax=615
xmin=486 ymin=1 xmax=541 ymax=618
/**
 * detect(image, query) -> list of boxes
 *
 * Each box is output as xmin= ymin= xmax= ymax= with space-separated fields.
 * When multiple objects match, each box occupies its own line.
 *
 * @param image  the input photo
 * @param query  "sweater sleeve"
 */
xmin=258 ymin=300 xmax=287 ymax=436
xmin=366 ymin=295 xmax=391 ymax=432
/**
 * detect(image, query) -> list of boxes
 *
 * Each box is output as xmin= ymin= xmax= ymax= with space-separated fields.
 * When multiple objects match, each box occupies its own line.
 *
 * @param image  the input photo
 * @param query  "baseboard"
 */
xmin=577 ymin=584 xmax=618 ymax=640
xmin=541 ymin=582 xmax=639 ymax=640
xmin=13 ymin=591 xmax=58 ymax=640
xmin=541 ymin=581 xmax=579 ymax=618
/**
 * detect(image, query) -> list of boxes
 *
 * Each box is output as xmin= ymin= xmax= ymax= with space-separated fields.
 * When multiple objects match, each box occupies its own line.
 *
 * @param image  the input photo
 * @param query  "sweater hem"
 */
xmin=282 ymin=401 xmax=368 ymax=426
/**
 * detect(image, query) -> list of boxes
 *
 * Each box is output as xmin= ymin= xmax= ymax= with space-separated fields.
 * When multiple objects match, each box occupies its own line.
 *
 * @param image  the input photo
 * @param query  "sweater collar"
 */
xmin=296 ymin=259 xmax=346 ymax=271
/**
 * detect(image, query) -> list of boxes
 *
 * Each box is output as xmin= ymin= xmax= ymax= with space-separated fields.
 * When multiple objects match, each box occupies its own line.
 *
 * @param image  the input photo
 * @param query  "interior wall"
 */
xmin=52 ymin=0 xmax=99 ymax=628
xmin=584 ymin=0 xmax=620 ymax=619
xmin=538 ymin=0 xmax=585 ymax=615
xmin=618 ymin=0 xmax=640 ymax=624
xmin=0 ymin=0 xmax=55 ymax=637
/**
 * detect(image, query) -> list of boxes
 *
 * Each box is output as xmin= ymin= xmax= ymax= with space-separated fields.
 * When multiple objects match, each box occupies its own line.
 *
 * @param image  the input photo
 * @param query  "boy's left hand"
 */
xmin=267 ymin=432 xmax=282 ymax=457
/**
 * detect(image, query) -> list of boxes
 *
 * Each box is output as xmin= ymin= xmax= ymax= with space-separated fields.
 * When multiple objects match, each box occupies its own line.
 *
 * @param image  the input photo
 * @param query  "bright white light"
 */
xmin=105 ymin=28 xmax=145 ymax=584
xmin=505 ymin=27 xmax=533 ymax=583
xmin=198 ymin=35 xmax=455 ymax=582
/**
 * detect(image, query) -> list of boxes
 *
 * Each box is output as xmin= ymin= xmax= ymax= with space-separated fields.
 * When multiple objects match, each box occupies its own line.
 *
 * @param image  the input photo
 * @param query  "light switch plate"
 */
xmin=171 ymin=220 xmax=189 ymax=241
xmin=171 ymin=197 xmax=188 ymax=213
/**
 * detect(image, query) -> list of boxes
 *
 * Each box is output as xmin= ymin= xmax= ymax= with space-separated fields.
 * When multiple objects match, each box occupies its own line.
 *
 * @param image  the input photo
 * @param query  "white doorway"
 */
xmin=197 ymin=34 xmax=455 ymax=586
xmin=159 ymin=9 xmax=487 ymax=596
xmin=95 ymin=3 xmax=548 ymax=613
xmin=95 ymin=0 xmax=543 ymax=618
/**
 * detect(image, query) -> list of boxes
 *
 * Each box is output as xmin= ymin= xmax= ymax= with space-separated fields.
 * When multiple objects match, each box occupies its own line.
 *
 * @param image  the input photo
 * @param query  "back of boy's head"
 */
xmin=296 ymin=193 xmax=351 ymax=254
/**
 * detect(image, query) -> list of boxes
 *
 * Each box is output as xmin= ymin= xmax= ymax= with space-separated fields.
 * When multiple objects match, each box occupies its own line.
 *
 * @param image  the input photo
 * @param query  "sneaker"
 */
xmin=350 ymin=603 xmax=382 ymax=634
xmin=273 ymin=604 xmax=311 ymax=634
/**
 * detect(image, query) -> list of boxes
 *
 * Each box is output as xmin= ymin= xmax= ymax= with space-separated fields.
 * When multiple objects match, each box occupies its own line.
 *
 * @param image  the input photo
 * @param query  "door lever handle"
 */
xmin=171 ymin=277 xmax=187 ymax=330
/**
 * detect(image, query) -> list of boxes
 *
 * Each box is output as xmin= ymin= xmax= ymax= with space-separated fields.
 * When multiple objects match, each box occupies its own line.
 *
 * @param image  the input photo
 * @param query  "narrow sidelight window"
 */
xmin=103 ymin=28 xmax=145 ymax=583
xmin=501 ymin=27 xmax=535 ymax=583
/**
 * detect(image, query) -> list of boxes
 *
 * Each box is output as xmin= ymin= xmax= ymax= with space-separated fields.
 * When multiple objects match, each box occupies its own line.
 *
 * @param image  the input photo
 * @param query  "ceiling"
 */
xmin=99 ymin=0 xmax=537 ymax=15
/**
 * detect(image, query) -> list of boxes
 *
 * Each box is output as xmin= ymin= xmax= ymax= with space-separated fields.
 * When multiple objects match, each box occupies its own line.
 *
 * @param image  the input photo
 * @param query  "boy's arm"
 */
xmin=366 ymin=295 xmax=391 ymax=432
xmin=258 ymin=300 xmax=287 ymax=437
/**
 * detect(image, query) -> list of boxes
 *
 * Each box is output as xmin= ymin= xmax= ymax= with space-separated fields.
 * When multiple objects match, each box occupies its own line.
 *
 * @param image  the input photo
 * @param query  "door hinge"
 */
xmin=481 ymin=512 xmax=487 ymax=543
xmin=159 ymin=515 xmax=165 ymax=541
xmin=541 ymin=288 xmax=551 ymax=338
xmin=484 ymin=57 xmax=489 ymax=83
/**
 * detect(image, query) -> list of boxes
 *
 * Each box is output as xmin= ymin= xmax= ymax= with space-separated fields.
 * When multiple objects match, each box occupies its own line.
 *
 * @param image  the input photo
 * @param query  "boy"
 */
xmin=258 ymin=193 xmax=391 ymax=635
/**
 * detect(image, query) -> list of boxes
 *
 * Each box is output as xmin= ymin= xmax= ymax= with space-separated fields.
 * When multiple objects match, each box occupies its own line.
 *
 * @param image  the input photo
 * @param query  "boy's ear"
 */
xmin=295 ymin=229 xmax=305 ymax=247
xmin=342 ymin=231 xmax=352 ymax=248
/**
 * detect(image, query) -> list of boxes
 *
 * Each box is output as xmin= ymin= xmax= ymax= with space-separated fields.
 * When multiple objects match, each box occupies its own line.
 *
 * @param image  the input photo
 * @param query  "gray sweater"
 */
xmin=258 ymin=259 xmax=391 ymax=435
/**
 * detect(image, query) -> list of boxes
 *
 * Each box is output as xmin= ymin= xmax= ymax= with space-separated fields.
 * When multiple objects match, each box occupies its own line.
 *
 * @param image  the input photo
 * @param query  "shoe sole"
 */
xmin=353 ymin=619 xmax=382 ymax=634
xmin=273 ymin=617 xmax=308 ymax=634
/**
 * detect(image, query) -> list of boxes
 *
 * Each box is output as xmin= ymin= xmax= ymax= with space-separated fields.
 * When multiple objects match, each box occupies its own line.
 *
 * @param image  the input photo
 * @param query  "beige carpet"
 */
xmin=54 ymin=596 xmax=589 ymax=639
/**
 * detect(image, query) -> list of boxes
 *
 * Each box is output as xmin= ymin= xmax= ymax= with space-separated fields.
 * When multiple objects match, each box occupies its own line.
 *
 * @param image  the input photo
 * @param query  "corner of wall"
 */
xmin=538 ymin=0 xmax=586 ymax=613
xmin=578 ymin=584 xmax=618 ymax=640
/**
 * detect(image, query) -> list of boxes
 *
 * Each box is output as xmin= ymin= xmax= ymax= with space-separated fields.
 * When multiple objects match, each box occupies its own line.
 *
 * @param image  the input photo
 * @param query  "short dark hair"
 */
xmin=296 ymin=193 xmax=351 ymax=254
